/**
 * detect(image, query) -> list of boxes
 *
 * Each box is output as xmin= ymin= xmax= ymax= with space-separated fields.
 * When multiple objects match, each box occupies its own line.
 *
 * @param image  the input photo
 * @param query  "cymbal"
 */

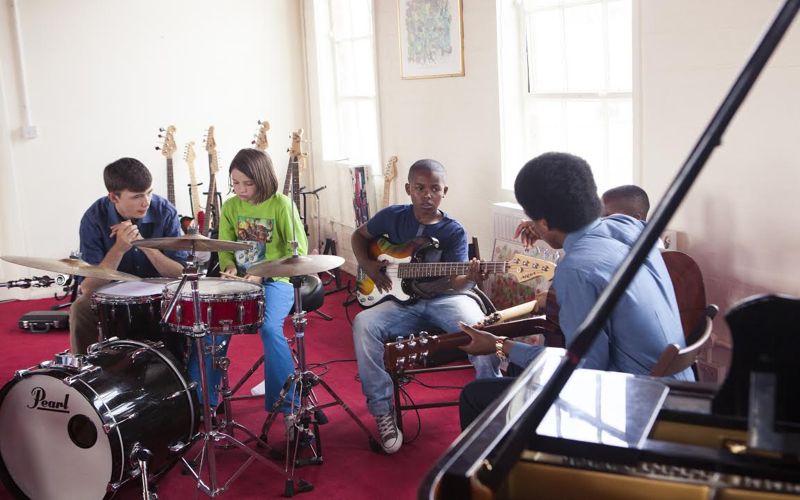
xmin=132 ymin=233 xmax=252 ymax=252
xmin=247 ymin=254 xmax=345 ymax=278
xmin=1 ymin=256 xmax=140 ymax=282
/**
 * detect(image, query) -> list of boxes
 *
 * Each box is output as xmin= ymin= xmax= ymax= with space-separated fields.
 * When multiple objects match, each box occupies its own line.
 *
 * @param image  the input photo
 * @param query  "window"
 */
xmin=500 ymin=0 xmax=632 ymax=193
xmin=311 ymin=0 xmax=380 ymax=172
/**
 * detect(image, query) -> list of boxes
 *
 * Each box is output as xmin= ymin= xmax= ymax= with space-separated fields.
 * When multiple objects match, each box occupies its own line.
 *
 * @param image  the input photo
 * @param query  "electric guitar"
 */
xmin=356 ymin=237 xmax=555 ymax=307
xmin=252 ymin=120 xmax=270 ymax=151
xmin=156 ymin=125 xmax=177 ymax=206
xmin=282 ymin=129 xmax=305 ymax=203
xmin=182 ymin=142 xmax=203 ymax=233
xmin=383 ymin=156 xmax=398 ymax=208
xmin=201 ymin=126 xmax=220 ymax=236
xmin=283 ymin=130 xmax=306 ymax=231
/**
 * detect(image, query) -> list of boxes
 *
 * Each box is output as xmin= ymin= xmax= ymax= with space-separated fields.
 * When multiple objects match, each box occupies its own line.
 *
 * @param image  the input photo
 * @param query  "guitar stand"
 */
xmin=259 ymin=275 xmax=378 ymax=497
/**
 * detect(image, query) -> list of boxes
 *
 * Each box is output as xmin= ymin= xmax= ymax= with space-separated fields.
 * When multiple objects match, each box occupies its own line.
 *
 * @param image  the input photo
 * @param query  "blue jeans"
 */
xmin=187 ymin=280 xmax=296 ymax=412
xmin=352 ymin=295 xmax=500 ymax=417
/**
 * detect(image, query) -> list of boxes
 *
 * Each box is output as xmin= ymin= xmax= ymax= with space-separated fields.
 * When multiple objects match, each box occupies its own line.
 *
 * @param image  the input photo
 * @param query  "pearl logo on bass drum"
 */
xmin=26 ymin=387 xmax=70 ymax=413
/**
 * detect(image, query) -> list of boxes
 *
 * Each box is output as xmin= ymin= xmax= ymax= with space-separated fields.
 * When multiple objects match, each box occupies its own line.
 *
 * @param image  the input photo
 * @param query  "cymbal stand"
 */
xmin=161 ymin=250 xmax=284 ymax=497
xmin=260 ymin=274 xmax=378 ymax=497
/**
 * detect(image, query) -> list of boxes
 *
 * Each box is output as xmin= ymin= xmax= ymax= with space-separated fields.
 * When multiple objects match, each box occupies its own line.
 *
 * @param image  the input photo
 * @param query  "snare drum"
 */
xmin=163 ymin=278 xmax=265 ymax=334
xmin=91 ymin=279 xmax=171 ymax=343
xmin=0 ymin=340 xmax=198 ymax=499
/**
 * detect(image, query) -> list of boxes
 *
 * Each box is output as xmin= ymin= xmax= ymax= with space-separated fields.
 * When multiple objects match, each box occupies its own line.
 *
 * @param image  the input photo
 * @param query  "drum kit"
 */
xmin=0 ymin=230 xmax=369 ymax=499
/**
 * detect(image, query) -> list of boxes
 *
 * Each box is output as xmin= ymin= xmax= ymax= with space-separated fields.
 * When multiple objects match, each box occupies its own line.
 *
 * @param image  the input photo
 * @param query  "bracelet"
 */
xmin=495 ymin=336 xmax=508 ymax=362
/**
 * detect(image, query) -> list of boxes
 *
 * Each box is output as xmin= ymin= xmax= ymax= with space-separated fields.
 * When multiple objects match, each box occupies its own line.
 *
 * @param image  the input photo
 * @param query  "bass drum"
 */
xmin=0 ymin=340 xmax=199 ymax=500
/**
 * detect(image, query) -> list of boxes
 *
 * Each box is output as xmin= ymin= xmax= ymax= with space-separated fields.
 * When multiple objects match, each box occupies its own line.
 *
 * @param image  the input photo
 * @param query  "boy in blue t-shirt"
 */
xmin=350 ymin=158 xmax=499 ymax=454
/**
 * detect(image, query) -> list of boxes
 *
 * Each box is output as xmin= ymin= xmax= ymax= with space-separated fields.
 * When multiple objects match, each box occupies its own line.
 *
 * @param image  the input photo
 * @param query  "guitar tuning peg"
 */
xmin=159 ymin=127 xmax=166 ymax=132
xmin=155 ymin=146 xmax=161 ymax=151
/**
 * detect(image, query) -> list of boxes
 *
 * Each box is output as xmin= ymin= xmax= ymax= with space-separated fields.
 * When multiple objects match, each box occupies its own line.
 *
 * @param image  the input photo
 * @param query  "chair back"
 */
xmin=650 ymin=305 xmax=718 ymax=377
xmin=662 ymin=250 xmax=707 ymax=343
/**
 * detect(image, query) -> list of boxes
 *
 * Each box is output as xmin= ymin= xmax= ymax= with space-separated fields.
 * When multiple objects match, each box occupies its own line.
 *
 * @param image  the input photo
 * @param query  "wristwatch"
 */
xmin=495 ymin=336 xmax=508 ymax=362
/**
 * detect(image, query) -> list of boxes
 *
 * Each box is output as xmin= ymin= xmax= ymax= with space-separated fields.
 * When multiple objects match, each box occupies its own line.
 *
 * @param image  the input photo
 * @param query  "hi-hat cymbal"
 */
xmin=132 ymin=233 xmax=252 ymax=252
xmin=1 ymin=256 xmax=140 ymax=282
xmin=247 ymin=254 xmax=345 ymax=278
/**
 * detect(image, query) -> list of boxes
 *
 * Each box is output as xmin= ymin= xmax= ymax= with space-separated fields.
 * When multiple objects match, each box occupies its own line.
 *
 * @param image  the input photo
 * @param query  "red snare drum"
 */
xmin=162 ymin=278 xmax=264 ymax=335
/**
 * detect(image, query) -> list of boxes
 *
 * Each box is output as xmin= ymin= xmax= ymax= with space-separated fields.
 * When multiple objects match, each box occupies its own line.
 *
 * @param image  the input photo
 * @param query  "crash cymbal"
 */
xmin=247 ymin=254 xmax=345 ymax=278
xmin=132 ymin=233 xmax=252 ymax=252
xmin=1 ymin=256 xmax=141 ymax=282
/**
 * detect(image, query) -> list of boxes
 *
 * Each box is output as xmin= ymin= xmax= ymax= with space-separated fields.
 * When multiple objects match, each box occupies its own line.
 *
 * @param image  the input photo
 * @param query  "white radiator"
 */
xmin=492 ymin=202 xmax=526 ymax=243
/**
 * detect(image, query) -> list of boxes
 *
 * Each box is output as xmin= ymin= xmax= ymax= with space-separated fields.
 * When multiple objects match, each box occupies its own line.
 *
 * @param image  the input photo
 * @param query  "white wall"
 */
xmin=639 ymin=0 xmax=800 ymax=351
xmin=0 ymin=0 xmax=307 ymax=300
xmin=372 ymin=0 xmax=504 ymax=253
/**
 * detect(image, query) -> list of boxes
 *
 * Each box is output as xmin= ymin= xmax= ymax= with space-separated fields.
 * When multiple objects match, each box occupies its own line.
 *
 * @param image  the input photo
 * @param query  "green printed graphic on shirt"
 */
xmin=234 ymin=216 xmax=274 ymax=271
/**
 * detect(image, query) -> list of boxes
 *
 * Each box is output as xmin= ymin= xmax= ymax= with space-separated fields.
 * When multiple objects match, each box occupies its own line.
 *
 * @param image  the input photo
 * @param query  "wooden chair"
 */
xmin=650 ymin=305 xmax=718 ymax=377
xmin=662 ymin=250 xmax=708 ymax=344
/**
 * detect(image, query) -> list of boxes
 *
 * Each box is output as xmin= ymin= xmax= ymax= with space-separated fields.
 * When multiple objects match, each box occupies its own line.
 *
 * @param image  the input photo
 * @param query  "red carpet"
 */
xmin=0 ymin=285 xmax=472 ymax=499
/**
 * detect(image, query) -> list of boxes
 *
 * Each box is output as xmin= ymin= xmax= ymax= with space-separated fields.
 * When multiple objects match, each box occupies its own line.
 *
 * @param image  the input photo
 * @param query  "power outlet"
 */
xmin=22 ymin=125 xmax=38 ymax=139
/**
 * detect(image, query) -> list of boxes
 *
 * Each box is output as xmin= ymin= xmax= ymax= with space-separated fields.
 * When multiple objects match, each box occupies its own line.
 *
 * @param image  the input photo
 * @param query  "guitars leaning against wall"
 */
xmin=355 ymin=236 xmax=556 ymax=308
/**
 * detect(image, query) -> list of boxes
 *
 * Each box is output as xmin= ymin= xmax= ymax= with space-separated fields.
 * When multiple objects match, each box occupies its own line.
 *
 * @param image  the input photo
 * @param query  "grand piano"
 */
xmin=419 ymin=1 xmax=800 ymax=498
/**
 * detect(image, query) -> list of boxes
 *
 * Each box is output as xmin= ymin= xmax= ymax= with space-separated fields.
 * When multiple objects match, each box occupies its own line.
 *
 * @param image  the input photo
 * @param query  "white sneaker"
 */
xmin=375 ymin=412 xmax=403 ymax=454
xmin=250 ymin=379 xmax=265 ymax=396
xmin=284 ymin=413 xmax=296 ymax=442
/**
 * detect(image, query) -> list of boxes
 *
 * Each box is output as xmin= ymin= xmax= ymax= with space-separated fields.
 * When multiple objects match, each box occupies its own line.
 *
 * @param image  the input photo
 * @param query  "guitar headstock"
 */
xmin=184 ymin=141 xmax=196 ymax=165
xmin=205 ymin=126 xmax=219 ymax=174
xmin=506 ymin=254 xmax=556 ymax=282
xmin=157 ymin=125 xmax=177 ymax=159
xmin=383 ymin=331 xmax=440 ymax=373
xmin=288 ymin=128 xmax=305 ymax=159
xmin=253 ymin=120 xmax=270 ymax=151
xmin=384 ymin=156 xmax=398 ymax=182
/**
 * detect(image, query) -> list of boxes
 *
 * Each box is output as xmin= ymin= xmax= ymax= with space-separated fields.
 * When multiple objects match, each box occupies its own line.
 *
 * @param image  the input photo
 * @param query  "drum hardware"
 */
xmin=249 ymin=252 xmax=378 ymax=495
xmin=0 ymin=339 xmax=197 ymax=499
xmin=148 ymin=237 xmax=286 ymax=497
xmin=130 ymin=444 xmax=158 ymax=500
xmin=1 ymin=255 xmax=141 ymax=281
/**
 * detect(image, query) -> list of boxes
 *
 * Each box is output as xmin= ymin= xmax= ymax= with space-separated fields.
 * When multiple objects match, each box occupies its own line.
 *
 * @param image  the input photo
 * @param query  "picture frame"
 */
xmin=397 ymin=0 xmax=465 ymax=79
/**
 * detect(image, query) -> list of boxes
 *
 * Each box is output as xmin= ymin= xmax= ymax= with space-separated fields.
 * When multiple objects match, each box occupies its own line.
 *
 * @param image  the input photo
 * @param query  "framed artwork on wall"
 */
xmin=397 ymin=0 xmax=464 ymax=79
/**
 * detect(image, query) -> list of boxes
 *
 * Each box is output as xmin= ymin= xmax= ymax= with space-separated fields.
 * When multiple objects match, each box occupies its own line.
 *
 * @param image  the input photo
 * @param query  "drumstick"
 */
xmin=220 ymin=270 xmax=249 ymax=282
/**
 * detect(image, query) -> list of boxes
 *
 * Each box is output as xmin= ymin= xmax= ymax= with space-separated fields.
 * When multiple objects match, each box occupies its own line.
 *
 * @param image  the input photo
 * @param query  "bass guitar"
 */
xmin=283 ymin=130 xmax=304 ymax=197
xmin=201 ymin=126 xmax=220 ymax=236
xmin=182 ymin=141 xmax=203 ymax=233
xmin=156 ymin=125 xmax=177 ymax=206
xmin=252 ymin=120 xmax=270 ymax=151
xmin=356 ymin=236 xmax=555 ymax=307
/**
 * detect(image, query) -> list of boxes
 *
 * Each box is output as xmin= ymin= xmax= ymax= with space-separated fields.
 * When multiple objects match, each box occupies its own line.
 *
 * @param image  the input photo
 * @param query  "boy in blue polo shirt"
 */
xmin=70 ymin=157 xmax=187 ymax=354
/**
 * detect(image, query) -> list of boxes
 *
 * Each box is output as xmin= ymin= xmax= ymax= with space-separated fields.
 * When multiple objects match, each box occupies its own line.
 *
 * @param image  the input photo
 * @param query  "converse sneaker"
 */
xmin=375 ymin=412 xmax=403 ymax=454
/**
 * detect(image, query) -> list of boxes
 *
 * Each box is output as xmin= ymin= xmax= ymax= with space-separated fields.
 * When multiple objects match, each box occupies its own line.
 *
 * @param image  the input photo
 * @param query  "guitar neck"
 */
xmin=283 ymin=158 xmax=292 ymax=196
xmin=166 ymin=158 xmax=175 ymax=205
xmin=202 ymin=154 xmax=217 ymax=234
xmin=383 ymin=179 xmax=391 ymax=208
xmin=397 ymin=261 xmax=508 ymax=279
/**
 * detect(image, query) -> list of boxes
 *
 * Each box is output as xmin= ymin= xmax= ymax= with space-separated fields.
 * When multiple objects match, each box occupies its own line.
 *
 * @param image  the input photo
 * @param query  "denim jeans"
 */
xmin=187 ymin=280 xmax=296 ymax=412
xmin=352 ymin=295 xmax=500 ymax=417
